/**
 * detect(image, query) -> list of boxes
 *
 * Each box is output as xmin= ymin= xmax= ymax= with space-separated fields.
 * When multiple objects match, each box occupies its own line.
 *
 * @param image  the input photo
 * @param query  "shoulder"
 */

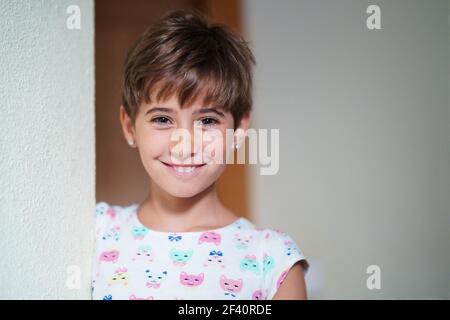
xmin=238 ymin=220 xmax=306 ymax=258
xmin=253 ymin=226 xmax=309 ymax=300
xmin=234 ymin=220 xmax=309 ymax=271
xmin=94 ymin=201 xmax=136 ymax=234
xmin=262 ymin=228 xmax=306 ymax=258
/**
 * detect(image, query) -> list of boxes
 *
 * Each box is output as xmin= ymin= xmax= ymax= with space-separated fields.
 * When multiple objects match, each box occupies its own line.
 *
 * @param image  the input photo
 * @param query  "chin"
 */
xmin=163 ymin=183 xmax=210 ymax=198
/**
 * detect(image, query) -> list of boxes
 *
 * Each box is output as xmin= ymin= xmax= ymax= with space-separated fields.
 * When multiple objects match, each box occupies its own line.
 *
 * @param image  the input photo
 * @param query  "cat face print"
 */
xmin=234 ymin=233 xmax=253 ymax=249
xmin=170 ymin=248 xmax=193 ymax=266
xmin=284 ymin=240 xmax=302 ymax=256
xmin=220 ymin=275 xmax=243 ymax=293
xmin=102 ymin=225 xmax=120 ymax=241
xmin=262 ymin=253 xmax=274 ymax=275
xmin=132 ymin=245 xmax=153 ymax=262
xmin=198 ymin=231 xmax=222 ymax=245
xmin=179 ymin=271 xmax=205 ymax=287
xmin=131 ymin=226 xmax=149 ymax=240
xmin=203 ymin=250 xmax=225 ymax=268
xmin=220 ymin=275 xmax=243 ymax=298
xmin=108 ymin=267 xmax=128 ymax=286
xmin=99 ymin=250 xmax=119 ymax=263
xmin=145 ymin=269 xmax=168 ymax=289
xmin=240 ymin=254 xmax=261 ymax=274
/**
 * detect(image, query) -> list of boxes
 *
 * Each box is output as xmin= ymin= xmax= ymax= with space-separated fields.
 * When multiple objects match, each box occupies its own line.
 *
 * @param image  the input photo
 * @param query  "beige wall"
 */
xmin=244 ymin=0 xmax=450 ymax=299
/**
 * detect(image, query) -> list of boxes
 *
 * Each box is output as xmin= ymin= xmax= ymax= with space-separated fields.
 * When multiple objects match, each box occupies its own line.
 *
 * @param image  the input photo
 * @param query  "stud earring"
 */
xmin=128 ymin=138 xmax=135 ymax=146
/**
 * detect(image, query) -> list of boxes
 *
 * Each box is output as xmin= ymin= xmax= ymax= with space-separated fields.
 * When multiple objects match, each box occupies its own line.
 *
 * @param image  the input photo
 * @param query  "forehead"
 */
xmin=139 ymin=76 xmax=232 ymax=115
xmin=147 ymin=94 xmax=208 ymax=110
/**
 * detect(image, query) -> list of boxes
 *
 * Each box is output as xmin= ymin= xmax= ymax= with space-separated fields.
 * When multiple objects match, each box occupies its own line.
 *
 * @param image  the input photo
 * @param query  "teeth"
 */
xmin=173 ymin=166 xmax=196 ymax=173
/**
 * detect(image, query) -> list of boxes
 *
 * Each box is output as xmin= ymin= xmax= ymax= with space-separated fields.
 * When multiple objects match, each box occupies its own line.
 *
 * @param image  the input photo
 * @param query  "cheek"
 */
xmin=141 ymin=130 xmax=169 ymax=154
xmin=201 ymin=130 xmax=233 ymax=164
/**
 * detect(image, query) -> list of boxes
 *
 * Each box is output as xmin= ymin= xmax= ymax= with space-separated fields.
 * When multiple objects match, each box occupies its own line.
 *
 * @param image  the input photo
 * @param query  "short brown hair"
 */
xmin=121 ymin=10 xmax=256 ymax=129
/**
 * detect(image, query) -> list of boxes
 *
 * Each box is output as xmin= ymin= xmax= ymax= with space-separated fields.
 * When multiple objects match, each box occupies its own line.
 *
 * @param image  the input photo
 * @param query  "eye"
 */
xmin=150 ymin=116 xmax=172 ymax=126
xmin=196 ymin=117 xmax=219 ymax=127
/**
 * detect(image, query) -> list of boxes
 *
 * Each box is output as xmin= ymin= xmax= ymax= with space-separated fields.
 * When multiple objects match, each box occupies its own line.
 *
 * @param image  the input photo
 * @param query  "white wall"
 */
xmin=244 ymin=0 xmax=450 ymax=298
xmin=0 ymin=0 xmax=95 ymax=299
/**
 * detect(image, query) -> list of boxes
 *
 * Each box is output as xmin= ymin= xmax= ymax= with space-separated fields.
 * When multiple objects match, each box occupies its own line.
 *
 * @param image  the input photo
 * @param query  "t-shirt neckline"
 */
xmin=130 ymin=203 xmax=245 ymax=236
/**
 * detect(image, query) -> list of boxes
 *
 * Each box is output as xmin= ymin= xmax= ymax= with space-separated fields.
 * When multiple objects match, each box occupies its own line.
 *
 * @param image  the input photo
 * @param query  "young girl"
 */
xmin=91 ymin=10 xmax=309 ymax=300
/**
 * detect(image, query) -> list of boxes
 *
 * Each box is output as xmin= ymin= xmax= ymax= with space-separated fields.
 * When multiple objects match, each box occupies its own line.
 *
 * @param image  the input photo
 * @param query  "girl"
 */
xmin=92 ymin=10 xmax=308 ymax=300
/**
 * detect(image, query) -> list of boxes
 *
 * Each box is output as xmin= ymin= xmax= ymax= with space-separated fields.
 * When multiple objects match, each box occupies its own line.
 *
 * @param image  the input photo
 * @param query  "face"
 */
xmin=120 ymin=94 xmax=250 ymax=198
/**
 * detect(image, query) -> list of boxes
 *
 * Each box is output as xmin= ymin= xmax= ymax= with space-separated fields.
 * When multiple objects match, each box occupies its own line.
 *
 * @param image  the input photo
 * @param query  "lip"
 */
xmin=160 ymin=160 xmax=206 ymax=179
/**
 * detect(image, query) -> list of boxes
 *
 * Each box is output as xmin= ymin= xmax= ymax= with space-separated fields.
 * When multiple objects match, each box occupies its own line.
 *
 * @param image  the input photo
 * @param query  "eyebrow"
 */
xmin=145 ymin=107 xmax=174 ymax=116
xmin=193 ymin=107 xmax=225 ymax=117
xmin=145 ymin=106 xmax=225 ymax=117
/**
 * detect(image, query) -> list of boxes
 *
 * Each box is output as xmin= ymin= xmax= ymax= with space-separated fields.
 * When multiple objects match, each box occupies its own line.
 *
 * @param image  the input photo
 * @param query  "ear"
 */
xmin=234 ymin=112 xmax=251 ymax=147
xmin=119 ymin=105 xmax=136 ymax=147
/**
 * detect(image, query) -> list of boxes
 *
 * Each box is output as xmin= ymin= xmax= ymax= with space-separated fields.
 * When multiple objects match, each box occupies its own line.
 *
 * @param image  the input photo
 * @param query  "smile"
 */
xmin=160 ymin=161 xmax=207 ymax=178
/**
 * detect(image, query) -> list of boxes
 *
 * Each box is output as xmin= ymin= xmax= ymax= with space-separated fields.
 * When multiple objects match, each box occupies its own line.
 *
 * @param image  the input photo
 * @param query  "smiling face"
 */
xmin=120 ymin=94 xmax=250 ymax=198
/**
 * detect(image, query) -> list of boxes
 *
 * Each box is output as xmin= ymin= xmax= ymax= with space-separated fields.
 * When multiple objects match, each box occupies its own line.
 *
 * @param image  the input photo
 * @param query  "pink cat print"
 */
xmin=220 ymin=275 xmax=243 ymax=298
xmin=179 ymin=271 xmax=205 ymax=287
xmin=198 ymin=231 xmax=221 ymax=245
xmin=252 ymin=290 xmax=267 ymax=300
xmin=99 ymin=250 xmax=119 ymax=263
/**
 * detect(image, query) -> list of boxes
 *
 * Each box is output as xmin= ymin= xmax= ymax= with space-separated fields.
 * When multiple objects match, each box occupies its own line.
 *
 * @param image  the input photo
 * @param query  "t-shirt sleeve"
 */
xmin=261 ymin=229 xmax=309 ymax=300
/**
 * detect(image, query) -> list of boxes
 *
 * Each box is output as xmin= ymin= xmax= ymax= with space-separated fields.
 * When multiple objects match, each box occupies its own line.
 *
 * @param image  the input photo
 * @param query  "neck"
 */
xmin=137 ymin=182 xmax=235 ymax=232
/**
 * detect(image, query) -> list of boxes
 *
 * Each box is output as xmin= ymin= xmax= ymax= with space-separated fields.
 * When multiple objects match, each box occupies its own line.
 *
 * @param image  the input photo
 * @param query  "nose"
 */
xmin=169 ymin=125 xmax=203 ymax=164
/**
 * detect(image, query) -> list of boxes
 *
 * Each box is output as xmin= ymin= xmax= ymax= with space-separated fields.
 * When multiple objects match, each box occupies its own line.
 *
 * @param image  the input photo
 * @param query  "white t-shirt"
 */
xmin=91 ymin=202 xmax=308 ymax=300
